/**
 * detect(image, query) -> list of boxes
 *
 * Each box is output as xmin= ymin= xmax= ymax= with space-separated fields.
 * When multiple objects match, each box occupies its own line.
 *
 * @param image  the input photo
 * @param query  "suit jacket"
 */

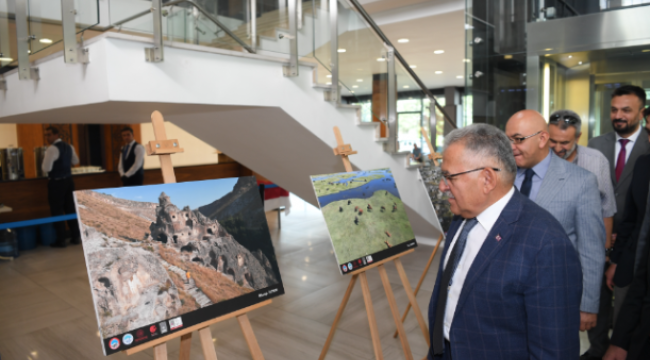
xmin=612 ymin=154 xmax=650 ymax=287
xmin=588 ymin=128 xmax=650 ymax=231
xmin=610 ymin=224 xmax=650 ymax=360
xmin=427 ymin=190 xmax=582 ymax=360
xmin=534 ymin=153 xmax=606 ymax=313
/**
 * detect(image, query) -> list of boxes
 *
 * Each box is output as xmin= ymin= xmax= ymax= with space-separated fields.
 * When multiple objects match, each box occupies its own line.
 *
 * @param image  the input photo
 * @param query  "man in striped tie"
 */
xmin=427 ymin=123 xmax=581 ymax=360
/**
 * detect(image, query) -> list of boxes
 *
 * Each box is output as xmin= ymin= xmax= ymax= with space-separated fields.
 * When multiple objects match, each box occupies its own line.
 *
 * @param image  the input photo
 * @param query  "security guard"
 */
xmin=117 ymin=127 xmax=145 ymax=186
xmin=42 ymin=126 xmax=81 ymax=247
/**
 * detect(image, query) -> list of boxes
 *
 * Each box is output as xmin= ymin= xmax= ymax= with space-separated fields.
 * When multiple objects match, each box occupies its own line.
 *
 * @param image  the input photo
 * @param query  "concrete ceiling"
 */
xmin=360 ymin=0 xmax=466 ymax=90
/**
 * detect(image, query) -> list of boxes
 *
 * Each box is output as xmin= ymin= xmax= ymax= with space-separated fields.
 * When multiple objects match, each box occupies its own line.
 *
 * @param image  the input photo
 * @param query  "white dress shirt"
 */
xmin=614 ymin=125 xmax=642 ymax=167
xmin=118 ymin=140 xmax=145 ymax=177
xmin=442 ymin=186 xmax=515 ymax=339
xmin=41 ymin=139 xmax=80 ymax=173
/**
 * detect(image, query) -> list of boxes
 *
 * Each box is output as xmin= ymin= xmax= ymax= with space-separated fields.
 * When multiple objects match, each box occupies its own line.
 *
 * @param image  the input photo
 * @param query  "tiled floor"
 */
xmin=0 ymin=194 xmax=590 ymax=360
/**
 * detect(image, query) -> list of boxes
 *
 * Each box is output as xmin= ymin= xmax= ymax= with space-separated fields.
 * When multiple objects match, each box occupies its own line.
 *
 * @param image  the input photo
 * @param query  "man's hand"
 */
xmin=580 ymin=312 xmax=597 ymax=331
xmin=603 ymin=345 xmax=627 ymax=360
xmin=606 ymin=263 xmax=617 ymax=290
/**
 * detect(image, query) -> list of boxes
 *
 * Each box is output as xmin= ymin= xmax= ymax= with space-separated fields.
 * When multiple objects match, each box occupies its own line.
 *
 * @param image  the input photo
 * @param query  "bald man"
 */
xmin=506 ymin=110 xmax=606 ymax=333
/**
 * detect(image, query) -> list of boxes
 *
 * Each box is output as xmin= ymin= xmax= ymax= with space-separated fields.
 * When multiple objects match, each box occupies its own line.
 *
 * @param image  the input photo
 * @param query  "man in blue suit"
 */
xmin=428 ymin=123 xmax=582 ymax=360
xmin=506 ymin=110 xmax=606 ymax=333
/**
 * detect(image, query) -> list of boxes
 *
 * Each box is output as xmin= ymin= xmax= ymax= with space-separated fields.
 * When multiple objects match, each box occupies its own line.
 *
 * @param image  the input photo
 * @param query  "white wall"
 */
xmin=140 ymin=121 xmax=219 ymax=169
xmin=0 ymin=124 xmax=17 ymax=148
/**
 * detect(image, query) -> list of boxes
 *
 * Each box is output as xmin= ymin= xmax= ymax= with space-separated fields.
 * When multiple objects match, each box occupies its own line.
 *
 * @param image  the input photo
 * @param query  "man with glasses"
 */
xmin=506 ymin=110 xmax=605 ymax=334
xmin=427 ymin=123 xmax=581 ymax=360
xmin=586 ymin=85 xmax=650 ymax=360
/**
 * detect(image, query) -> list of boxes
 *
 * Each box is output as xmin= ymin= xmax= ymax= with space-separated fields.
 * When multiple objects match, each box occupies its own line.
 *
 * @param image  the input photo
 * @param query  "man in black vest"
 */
xmin=118 ymin=127 xmax=145 ymax=186
xmin=42 ymin=126 xmax=81 ymax=248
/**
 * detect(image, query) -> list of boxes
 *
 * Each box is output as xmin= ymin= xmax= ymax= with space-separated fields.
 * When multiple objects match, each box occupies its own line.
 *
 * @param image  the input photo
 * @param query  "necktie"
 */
xmin=519 ymin=168 xmax=535 ymax=198
xmin=432 ymin=217 xmax=479 ymax=355
xmin=615 ymin=139 xmax=630 ymax=182
xmin=122 ymin=143 xmax=130 ymax=161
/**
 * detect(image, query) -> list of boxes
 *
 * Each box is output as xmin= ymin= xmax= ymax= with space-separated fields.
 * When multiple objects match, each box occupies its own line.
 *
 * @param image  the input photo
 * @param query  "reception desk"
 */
xmin=0 ymin=162 xmax=252 ymax=224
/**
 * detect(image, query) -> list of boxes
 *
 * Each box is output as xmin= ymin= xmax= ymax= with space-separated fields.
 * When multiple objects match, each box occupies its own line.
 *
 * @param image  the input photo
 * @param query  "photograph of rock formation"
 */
xmin=74 ymin=177 xmax=282 ymax=355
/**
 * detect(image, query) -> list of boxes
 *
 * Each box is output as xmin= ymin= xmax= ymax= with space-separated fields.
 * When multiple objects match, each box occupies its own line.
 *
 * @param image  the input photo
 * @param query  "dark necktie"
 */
xmin=615 ymin=139 xmax=630 ymax=182
xmin=122 ymin=143 xmax=130 ymax=161
xmin=519 ymin=168 xmax=535 ymax=198
xmin=432 ymin=217 xmax=479 ymax=355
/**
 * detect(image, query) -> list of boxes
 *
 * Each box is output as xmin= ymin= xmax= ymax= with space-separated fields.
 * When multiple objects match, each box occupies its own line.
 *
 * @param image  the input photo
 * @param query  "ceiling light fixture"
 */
xmin=403 ymin=85 xmax=410 ymax=89
xmin=579 ymin=61 xmax=583 ymax=65
xmin=504 ymin=55 xmax=513 ymax=59
xmin=409 ymin=65 xmax=416 ymax=69
xmin=337 ymin=48 xmax=346 ymax=53
xmin=356 ymin=79 xmax=363 ymax=82
xmin=462 ymin=59 xmax=471 ymax=63
xmin=398 ymin=38 xmax=409 ymax=43
xmin=0 ymin=54 xmax=13 ymax=62
xmin=545 ymin=48 xmax=553 ymax=51
xmin=456 ymin=75 xmax=463 ymax=79
xmin=326 ymin=74 xmax=332 ymax=78
xmin=326 ymin=82 xmax=332 ymax=85
xmin=435 ymin=71 xmax=443 ymax=74
xmin=568 ymin=55 xmax=573 ymax=58
xmin=642 ymin=49 xmax=650 ymax=52
xmin=39 ymin=38 xmax=53 ymax=44
xmin=545 ymin=54 xmax=551 ymax=57
xmin=434 ymin=50 xmax=445 ymax=54
xmin=352 ymin=85 xmax=358 ymax=88
xmin=377 ymin=57 xmax=385 ymax=62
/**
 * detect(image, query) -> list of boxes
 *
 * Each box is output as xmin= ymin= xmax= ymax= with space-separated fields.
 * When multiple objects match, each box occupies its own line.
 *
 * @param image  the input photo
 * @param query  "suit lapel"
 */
xmin=619 ymin=129 xmax=650 ymax=186
xmin=452 ymin=192 xmax=523 ymax=315
xmin=535 ymin=154 xmax=566 ymax=208
xmin=600 ymin=132 xmax=617 ymax=186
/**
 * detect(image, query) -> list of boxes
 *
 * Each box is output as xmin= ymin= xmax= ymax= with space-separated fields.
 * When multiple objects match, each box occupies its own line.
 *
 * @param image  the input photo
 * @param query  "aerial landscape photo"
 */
xmin=74 ymin=177 xmax=281 ymax=354
xmin=311 ymin=168 xmax=416 ymax=269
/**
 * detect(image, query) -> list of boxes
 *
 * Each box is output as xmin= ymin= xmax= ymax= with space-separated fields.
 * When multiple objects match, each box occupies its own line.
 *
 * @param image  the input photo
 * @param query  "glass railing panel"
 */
xmin=395 ymin=61 xmax=429 ymax=154
xmin=109 ymin=0 xmax=156 ymax=37
xmin=528 ymin=0 xmax=650 ymax=22
xmin=0 ymin=0 xmax=15 ymax=72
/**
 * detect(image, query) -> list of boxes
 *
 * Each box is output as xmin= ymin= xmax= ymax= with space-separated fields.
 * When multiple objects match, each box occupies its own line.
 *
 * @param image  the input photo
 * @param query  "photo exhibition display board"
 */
xmin=74 ymin=177 xmax=283 ymax=355
xmin=310 ymin=168 xmax=417 ymax=274
xmin=418 ymin=164 xmax=453 ymax=233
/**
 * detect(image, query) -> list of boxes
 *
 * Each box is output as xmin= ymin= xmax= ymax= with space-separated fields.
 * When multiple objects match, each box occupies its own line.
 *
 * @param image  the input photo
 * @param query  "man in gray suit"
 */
xmin=586 ymin=85 xmax=650 ymax=360
xmin=506 ymin=110 xmax=605 ymax=332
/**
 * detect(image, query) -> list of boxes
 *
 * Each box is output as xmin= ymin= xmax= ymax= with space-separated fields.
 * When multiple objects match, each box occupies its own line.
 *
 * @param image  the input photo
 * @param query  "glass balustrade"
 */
xmin=529 ymin=0 xmax=650 ymax=22
xmin=0 ymin=0 xmax=14 ymax=72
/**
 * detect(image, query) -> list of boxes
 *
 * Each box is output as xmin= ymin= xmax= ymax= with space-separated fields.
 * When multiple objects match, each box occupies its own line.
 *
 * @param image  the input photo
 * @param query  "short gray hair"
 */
xmin=444 ymin=123 xmax=517 ymax=184
xmin=549 ymin=109 xmax=582 ymax=136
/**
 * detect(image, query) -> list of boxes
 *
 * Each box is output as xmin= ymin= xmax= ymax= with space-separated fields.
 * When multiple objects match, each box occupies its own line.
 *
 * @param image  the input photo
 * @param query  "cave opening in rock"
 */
xmin=98 ymin=277 xmax=112 ymax=288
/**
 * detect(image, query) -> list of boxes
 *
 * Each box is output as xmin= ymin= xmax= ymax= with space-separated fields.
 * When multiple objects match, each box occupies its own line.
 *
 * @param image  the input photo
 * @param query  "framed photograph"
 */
xmin=310 ymin=168 xmax=417 ymax=274
xmin=74 ymin=177 xmax=283 ymax=355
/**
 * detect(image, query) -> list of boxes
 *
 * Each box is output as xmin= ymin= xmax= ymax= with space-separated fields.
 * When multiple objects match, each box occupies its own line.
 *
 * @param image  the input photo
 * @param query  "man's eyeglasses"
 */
xmin=441 ymin=167 xmax=501 ymax=186
xmin=549 ymin=114 xmax=580 ymax=125
xmin=508 ymin=131 xmax=542 ymax=145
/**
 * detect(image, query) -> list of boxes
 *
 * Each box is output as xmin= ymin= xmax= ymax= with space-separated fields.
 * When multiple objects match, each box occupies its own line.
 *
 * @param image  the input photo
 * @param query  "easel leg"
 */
xmin=318 ymin=274 xmax=359 ymax=360
xmin=179 ymin=333 xmax=192 ymax=360
xmin=237 ymin=314 xmax=265 ymax=360
xmin=153 ymin=343 xmax=168 ymax=360
xmin=360 ymin=272 xmax=384 ymax=360
xmin=198 ymin=327 xmax=219 ymax=360
xmin=378 ymin=264 xmax=413 ymax=360
xmin=394 ymin=234 xmax=443 ymax=338
xmin=394 ymin=258 xmax=430 ymax=346
xmin=277 ymin=208 xmax=281 ymax=229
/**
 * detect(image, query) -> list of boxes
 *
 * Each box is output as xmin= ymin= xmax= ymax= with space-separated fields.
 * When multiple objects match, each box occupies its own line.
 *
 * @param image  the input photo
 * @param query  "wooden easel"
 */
xmin=393 ymin=126 xmax=444 ymax=339
xmin=125 ymin=111 xmax=269 ymax=360
xmin=319 ymin=127 xmax=429 ymax=360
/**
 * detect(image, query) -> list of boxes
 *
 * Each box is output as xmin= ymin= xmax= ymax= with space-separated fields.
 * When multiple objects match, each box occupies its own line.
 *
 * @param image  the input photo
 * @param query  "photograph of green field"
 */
xmin=310 ymin=168 xmax=416 ymax=269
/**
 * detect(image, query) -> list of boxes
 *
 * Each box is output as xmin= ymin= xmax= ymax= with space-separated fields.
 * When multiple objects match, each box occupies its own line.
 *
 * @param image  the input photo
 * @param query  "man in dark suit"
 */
xmin=586 ymin=85 xmax=650 ymax=360
xmin=428 ymin=123 xmax=582 ymax=360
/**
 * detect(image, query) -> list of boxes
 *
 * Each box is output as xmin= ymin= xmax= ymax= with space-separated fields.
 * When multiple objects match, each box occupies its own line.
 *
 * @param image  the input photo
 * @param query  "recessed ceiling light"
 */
xmin=409 ymin=65 xmax=416 ymax=69
xmin=326 ymin=74 xmax=332 ymax=78
xmin=0 ymin=56 xmax=13 ymax=62
xmin=462 ymin=59 xmax=471 ymax=63
xmin=356 ymin=79 xmax=363 ymax=82
xmin=337 ymin=48 xmax=346 ymax=53
xmin=464 ymin=24 xmax=474 ymax=30
xmin=545 ymin=48 xmax=553 ymax=51
xmin=326 ymin=82 xmax=332 ymax=85
xmin=642 ymin=49 xmax=650 ymax=52
xmin=435 ymin=71 xmax=443 ymax=74
xmin=568 ymin=55 xmax=573 ymax=58
xmin=579 ymin=61 xmax=583 ymax=65
xmin=350 ymin=91 xmax=355 ymax=93
xmin=398 ymin=38 xmax=409 ymax=43
xmin=545 ymin=54 xmax=551 ymax=57
xmin=434 ymin=50 xmax=445 ymax=54
xmin=456 ymin=75 xmax=463 ymax=79
xmin=39 ymin=38 xmax=53 ymax=44
xmin=352 ymin=85 xmax=358 ymax=88
xmin=504 ymin=55 xmax=513 ymax=59
xmin=377 ymin=57 xmax=385 ymax=62
xmin=403 ymin=85 xmax=410 ymax=89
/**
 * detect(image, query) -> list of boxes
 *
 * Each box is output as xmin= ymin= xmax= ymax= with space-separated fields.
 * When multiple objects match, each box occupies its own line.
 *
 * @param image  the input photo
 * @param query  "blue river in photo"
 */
xmin=313 ymin=168 xmax=401 ymax=208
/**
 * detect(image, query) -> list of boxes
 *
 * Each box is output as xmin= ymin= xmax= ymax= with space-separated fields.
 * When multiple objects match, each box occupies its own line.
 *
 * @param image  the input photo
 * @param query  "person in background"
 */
xmin=427 ymin=123 xmax=581 ymax=360
xmin=117 ymin=127 xmax=145 ymax=187
xmin=412 ymin=143 xmax=423 ymax=163
xmin=586 ymin=85 xmax=650 ymax=360
xmin=506 ymin=110 xmax=605 ymax=333
xmin=602 ymin=116 xmax=650 ymax=360
xmin=42 ymin=126 xmax=81 ymax=248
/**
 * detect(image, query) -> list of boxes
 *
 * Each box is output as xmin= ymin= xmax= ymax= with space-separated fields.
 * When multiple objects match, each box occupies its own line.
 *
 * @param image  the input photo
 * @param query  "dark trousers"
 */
xmin=587 ymin=265 xmax=614 ymax=357
xmin=432 ymin=341 xmax=453 ymax=360
xmin=47 ymin=177 xmax=80 ymax=244
xmin=632 ymin=337 xmax=650 ymax=360
xmin=121 ymin=172 xmax=143 ymax=187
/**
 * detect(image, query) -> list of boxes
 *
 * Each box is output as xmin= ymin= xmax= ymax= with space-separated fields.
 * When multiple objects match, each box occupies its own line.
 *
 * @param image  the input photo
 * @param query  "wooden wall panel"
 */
xmin=16 ymin=124 xmax=46 ymax=179
xmin=0 ymin=162 xmax=252 ymax=223
xmin=372 ymin=73 xmax=388 ymax=138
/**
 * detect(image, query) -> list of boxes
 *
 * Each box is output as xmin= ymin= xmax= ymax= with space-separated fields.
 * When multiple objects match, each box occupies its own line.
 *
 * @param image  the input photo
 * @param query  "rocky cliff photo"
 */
xmin=74 ymin=177 xmax=281 ymax=343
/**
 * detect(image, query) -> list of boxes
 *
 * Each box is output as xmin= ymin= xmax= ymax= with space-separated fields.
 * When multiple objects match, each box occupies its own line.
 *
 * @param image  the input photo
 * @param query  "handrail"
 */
xmin=344 ymin=0 xmax=458 ymax=130
xmin=102 ymin=0 xmax=255 ymax=54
